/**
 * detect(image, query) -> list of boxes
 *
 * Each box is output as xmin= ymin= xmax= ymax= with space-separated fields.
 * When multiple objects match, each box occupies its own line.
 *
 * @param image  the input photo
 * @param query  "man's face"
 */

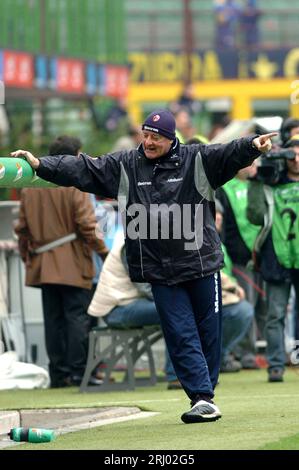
xmin=142 ymin=131 xmax=173 ymax=159
xmin=287 ymin=145 xmax=299 ymax=178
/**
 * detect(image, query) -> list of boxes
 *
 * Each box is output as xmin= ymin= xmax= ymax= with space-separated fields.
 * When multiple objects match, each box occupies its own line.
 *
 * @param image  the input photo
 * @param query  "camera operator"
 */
xmin=247 ymin=128 xmax=299 ymax=383
xmin=217 ymin=162 xmax=264 ymax=371
xmin=280 ymin=118 xmax=299 ymax=147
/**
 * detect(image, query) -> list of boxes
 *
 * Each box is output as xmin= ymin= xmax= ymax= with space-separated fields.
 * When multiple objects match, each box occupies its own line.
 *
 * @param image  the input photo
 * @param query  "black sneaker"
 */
xmin=50 ymin=377 xmax=72 ymax=388
xmin=241 ymin=354 xmax=260 ymax=370
xmin=181 ymin=400 xmax=222 ymax=424
xmin=268 ymin=369 xmax=284 ymax=383
xmin=220 ymin=358 xmax=242 ymax=373
xmin=71 ymin=375 xmax=103 ymax=386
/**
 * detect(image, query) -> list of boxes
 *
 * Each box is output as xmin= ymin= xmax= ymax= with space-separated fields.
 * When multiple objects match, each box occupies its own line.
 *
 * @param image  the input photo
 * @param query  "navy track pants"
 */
xmin=151 ymin=273 xmax=222 ymax=400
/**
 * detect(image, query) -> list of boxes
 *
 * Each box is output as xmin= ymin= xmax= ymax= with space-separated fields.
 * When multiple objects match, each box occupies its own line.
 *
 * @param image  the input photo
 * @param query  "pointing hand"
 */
xmin=252 ymin=133 xmax=278 ymax=154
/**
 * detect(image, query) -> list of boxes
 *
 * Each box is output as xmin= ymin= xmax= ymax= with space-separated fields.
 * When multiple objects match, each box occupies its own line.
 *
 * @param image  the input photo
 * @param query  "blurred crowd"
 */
xmin=214 ymin=0 xmax=261 ymax=50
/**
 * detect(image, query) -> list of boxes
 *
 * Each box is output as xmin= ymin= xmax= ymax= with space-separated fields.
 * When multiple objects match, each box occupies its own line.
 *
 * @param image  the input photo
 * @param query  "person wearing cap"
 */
xmin=279 ymin=118 xmax=299 ymax=147
xmin=284 ymin=134 xmax=299 ymax=179
xmin=214 ymin=199 xmax=255 ymax=373
xmin=216 ymin=161 xmax=264 ymax=371
xmin=247 ymin=133 xmax=299 ymax=383
xmin=11 ymin=109 xmax=276 ymax=424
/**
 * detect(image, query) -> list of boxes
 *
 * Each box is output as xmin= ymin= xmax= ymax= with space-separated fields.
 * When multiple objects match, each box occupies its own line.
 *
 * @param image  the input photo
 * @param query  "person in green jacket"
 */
xmin=247 ymin=133 xmax=299 ymax=382
xmin=216 ymin=162 xmax=266 ymax=370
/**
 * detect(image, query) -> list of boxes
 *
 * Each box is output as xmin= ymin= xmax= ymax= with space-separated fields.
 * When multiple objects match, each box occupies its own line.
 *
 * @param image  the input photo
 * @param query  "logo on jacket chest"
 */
xmin=167 ymin=177 xmax=183 ymax=183
xmin=137 ymin=177 xmax=183 ymax=186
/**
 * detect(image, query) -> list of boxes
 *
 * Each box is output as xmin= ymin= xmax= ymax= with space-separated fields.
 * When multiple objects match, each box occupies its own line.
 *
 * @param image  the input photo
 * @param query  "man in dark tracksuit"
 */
xmin=11 ymin=110 xmax=276 ymax=423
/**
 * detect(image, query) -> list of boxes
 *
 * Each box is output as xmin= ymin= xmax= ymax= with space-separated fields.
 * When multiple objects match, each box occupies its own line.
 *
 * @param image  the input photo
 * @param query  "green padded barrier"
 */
xmin=0 ymin=158 xmax=56 ymax=189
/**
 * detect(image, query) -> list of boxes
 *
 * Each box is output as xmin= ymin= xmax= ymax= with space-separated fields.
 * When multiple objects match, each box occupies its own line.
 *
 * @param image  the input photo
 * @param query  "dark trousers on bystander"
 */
xmin=41 ymin=283 xmax=92 ymax=387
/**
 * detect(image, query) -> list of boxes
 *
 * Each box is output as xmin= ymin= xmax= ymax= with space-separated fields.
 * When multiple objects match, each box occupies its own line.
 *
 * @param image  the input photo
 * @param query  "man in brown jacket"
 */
xmin=15 ymin=136 xmax=108 ymax=387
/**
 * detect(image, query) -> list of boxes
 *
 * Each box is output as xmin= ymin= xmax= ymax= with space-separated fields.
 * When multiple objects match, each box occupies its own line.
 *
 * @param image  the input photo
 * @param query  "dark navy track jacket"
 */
xmin=36 ymin=136 xmax=260 ymax=285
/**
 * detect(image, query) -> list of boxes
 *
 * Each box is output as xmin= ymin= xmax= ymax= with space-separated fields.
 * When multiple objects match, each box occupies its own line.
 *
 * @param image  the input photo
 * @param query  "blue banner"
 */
xmin=35 ymin=56 xmax=47 ymax=88
xmin=86 ymin=63 xmax=97 ymax=95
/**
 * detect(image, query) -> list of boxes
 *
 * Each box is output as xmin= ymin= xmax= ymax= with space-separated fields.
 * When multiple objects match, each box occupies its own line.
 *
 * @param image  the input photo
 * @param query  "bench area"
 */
xmin=80 ymin=325 xmax=163 ymax=392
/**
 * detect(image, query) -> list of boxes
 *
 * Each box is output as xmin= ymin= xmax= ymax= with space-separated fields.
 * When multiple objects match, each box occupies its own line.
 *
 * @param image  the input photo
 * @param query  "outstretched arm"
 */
xmin=10 ymin=150 xmax=123 ymax=199
xmin=11 ymin=150 xmax=40 ymax=169
xmin=201 ymin=133 xmax=278 ymax=189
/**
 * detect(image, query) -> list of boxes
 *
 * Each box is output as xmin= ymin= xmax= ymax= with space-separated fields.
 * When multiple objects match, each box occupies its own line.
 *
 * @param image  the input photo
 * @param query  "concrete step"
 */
xmin=0 ymin=410 xmax=20 ymax=434
xmin=0 ymin=406 xmax=158 ymax=448
xmin=20 ymin=406 xmax=142 ymax=429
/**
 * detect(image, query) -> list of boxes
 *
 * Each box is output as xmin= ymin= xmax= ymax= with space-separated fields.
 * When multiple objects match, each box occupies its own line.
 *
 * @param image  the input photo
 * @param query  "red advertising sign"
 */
xmin=56 ymin=59 xmax=85 ymax=93
xmin=3 ymin=51 xmax=33 ymax=88
xmin=105 ymin=66 xmax=129 ymax=98
xmin=117 ymin=67 xmax=129 ymax=97
xmin=1 ymin=48 xmax=129 ymax=96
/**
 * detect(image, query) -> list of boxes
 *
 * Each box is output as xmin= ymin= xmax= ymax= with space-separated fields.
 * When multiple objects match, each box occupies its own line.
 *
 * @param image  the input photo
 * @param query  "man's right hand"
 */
xmin=10 ymin=150 xmax=40 ymax=170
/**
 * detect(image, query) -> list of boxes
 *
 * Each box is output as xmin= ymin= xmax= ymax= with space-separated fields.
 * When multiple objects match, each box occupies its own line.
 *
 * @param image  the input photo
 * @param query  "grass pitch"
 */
xmin=1 ymin=367 xmax=299 ymax=450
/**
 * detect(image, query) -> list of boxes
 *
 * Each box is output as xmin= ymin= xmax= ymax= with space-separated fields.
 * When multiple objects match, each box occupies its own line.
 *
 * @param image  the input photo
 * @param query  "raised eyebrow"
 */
xmin=143 ymin=132 xmax=161 ymax=140
xmin=151 ymin=133 xmax=162 ymax=140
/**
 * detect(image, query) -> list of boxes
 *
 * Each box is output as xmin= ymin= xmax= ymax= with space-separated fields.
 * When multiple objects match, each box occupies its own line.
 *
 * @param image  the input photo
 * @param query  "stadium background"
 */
xmin=0 ymin=0 xmax=298 ymax=169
